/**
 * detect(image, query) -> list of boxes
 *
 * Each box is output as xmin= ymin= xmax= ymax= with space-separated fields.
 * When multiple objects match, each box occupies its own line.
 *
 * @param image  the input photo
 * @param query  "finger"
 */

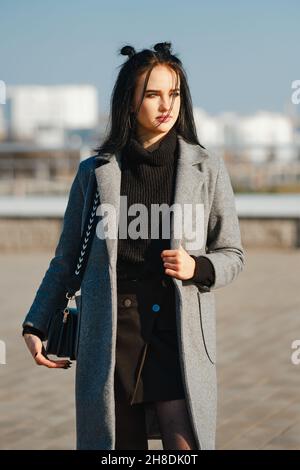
xmin=164 ymin=258 xmax=181 ymax=265
xmin=161 ymin=250 xmax=178 ymax=257
xmin=52 ymin=360 xmax=72 ymax=366
xmin=162 ymin=256 xmax=178 ymax=262
xmin=163 ymin=262 xmax=178 ymax=269
xmin=164 ymin=268 xmax=180 ymax=278
xmin=42 ymin=359 xmax=71 ymax=369
xmin=35 ymin=353 xmax=71 ymax=368
xmin=34 ymin=351 xmax=71 ymax=364
xmin=34 ymin=351 xmax=72 ymax=364
xmin=39 ymin=347 xmax=71 ymax=366
xmin=35 ymin=355 xmax=58 ymax=367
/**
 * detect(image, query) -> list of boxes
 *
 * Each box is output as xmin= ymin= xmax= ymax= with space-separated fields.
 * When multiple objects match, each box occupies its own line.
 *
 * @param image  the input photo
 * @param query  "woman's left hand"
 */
xmin=161 ymin=245 xmax=196 ymax=280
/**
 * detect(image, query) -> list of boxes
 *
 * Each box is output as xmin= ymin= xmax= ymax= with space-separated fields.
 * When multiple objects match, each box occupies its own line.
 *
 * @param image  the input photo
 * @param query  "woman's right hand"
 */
xmin=23 ymin=333 xmax=72 ymax=369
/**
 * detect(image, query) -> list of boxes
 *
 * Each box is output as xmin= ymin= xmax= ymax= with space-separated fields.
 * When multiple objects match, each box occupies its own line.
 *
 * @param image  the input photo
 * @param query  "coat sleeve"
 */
xmin=21 ymin=162 xmax=85 ymax=339
xmin=198 ymin=155 xmax=245 ymax=291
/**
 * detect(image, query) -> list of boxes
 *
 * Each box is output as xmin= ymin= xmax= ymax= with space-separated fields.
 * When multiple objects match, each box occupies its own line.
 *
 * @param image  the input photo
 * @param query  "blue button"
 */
xmin=152 ymin=304 xmax=160 ymax=312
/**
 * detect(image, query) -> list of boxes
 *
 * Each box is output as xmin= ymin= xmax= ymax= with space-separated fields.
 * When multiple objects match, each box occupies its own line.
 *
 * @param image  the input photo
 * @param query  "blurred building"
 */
xmin=194 ymin=107 xmax=300 ymax=191
xmin=3 ymin=84 xmax=99 ymax=146
xmin=0 ymin=84 xmax=100 ymax=195
xmin=194 ymin=108 xmax=297 ymax=163
xmin=240 ymin=111 xmax=295 ymax=162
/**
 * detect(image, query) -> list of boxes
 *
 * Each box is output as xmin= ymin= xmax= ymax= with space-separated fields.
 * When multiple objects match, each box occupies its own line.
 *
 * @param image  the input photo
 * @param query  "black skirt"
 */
xmin=114 ymin=277 xmax=185 ymax=405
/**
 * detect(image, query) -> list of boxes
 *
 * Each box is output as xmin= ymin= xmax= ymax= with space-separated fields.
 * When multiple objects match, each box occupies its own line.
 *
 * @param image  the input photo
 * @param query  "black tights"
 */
xmin=115 ymin=399 xmax=197 ymax=450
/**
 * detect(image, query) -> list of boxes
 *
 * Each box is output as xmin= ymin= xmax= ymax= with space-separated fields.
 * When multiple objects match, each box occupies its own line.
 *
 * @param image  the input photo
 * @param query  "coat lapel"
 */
xmin=170 ymin=136 xmax=209 ymax=250
xmin=94 ymin=152 xmax=122 ymax=268
xmin=94 ymin=135 xmax=209 ymax=267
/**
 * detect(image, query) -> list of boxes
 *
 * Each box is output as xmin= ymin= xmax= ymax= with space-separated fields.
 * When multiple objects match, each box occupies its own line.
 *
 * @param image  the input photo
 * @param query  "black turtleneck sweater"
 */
xmin=22 ymin=128 xmax=215 ymax=340
xmin=116 ymin=127 xmax=215 ymax=287
xmin=116 ymin=126 xmax=178 ymax=280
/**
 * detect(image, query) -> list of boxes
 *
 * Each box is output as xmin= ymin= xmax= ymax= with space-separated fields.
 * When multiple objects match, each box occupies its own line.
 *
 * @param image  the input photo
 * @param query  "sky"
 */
xmin=0 ymin=0 xmax=299 ymax=116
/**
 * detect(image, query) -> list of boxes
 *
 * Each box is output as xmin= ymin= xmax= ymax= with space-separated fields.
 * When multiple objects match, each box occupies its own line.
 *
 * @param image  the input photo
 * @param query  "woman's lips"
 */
xmin=157 ymin=116 xmax=172 ymax=122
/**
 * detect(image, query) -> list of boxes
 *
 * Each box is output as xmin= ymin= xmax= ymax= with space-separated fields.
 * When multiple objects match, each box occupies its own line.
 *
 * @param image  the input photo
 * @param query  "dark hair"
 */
xmin=94 ymin=41 xmax=205 ymax=156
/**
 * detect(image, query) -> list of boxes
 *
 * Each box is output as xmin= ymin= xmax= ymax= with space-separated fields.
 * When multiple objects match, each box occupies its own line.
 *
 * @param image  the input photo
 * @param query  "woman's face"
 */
xmin=131 ymin=64 xmax=181 ymax=140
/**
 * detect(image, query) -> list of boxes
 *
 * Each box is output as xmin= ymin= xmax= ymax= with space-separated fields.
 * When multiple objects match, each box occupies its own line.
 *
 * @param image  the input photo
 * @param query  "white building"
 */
xmin=194 ymin=107 xmax=296 ymax=162
xmin=239 ymin=111 xmax=295 ymax=162
xmin=5 ymin=84 xmax=98 ymax=145
xmin=194 ymin=108 xmax=224 ymax=147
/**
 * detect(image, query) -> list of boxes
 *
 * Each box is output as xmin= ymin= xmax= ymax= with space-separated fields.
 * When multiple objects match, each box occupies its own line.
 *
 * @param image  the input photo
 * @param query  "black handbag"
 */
xmin=45 ymin=176 xmax=100 ymax=360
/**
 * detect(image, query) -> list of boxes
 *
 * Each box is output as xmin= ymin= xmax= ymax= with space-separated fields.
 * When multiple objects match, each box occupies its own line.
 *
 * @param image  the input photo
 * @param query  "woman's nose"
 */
xmin=159 ymin=100 xmax=171 ymax=111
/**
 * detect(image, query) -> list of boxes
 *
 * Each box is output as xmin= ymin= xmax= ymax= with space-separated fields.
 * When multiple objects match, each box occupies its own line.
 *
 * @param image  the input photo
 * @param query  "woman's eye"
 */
xmin=146 ymin=92 xmax=180 ymax=98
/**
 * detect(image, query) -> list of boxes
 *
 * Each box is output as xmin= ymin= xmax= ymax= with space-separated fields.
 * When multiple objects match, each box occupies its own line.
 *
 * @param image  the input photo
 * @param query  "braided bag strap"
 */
xmin=65 ymin=175 xmax=100 ymax=296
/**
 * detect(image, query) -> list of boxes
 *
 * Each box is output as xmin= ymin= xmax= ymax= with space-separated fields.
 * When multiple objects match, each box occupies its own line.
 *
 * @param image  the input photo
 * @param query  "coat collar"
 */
xmin=94 ymin=135 xmax=209 ymax=268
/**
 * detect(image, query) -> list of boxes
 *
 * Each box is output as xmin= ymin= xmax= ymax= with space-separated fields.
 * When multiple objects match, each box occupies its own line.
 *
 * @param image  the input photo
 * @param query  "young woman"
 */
xmin=22 ymin=42 xmax=245 ymax=450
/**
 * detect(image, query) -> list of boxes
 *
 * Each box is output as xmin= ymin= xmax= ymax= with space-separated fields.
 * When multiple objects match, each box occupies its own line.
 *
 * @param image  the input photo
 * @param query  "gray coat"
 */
xmin=22 ymin=135 xmax=245 ymax=450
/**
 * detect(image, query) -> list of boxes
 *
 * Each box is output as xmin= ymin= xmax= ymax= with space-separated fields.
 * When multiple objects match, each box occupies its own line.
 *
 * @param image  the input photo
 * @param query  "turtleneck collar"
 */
xmin=122 ymin=126 xmax=178 ymax=167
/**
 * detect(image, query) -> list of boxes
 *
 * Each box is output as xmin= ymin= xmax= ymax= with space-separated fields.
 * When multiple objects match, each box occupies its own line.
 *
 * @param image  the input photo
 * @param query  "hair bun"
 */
xmin=153 ymin=42 xmax=172 ymax=55
xmin=120 ymin=45 xmax=136 ymax=59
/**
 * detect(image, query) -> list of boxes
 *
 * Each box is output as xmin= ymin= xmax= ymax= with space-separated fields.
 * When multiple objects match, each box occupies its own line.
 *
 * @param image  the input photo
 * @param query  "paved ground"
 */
xmin=0 ymin=247 xmax=300 ymax=450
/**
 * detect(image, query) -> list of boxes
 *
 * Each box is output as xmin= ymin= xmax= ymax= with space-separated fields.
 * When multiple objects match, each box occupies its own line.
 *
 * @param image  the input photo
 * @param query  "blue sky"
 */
xmin=0 ymin=0 xmax=299 ymax=115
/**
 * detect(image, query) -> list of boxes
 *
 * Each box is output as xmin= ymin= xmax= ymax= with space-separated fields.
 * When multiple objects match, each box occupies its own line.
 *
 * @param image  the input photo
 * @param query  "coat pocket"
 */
xmin=197 ymin=291 xmax=216 ymax=365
